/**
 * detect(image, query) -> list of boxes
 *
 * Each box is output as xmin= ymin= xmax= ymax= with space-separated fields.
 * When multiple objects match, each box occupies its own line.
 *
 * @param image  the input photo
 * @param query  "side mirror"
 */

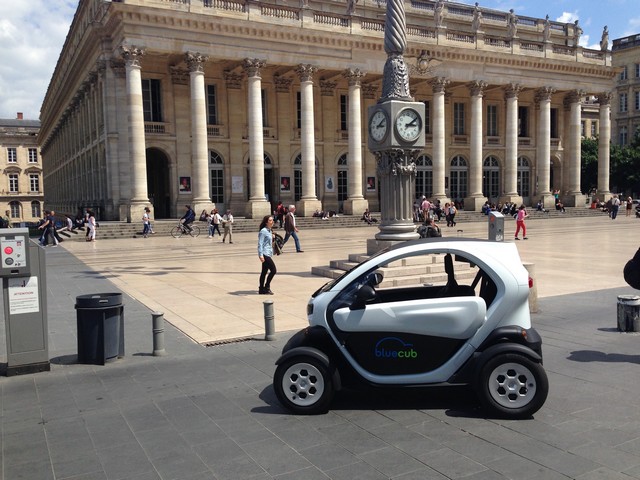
xmin=350 ymin=284 xmax=376 ymax=310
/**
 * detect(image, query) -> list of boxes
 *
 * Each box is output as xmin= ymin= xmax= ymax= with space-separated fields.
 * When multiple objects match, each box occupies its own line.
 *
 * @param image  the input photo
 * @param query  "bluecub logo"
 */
xmin=374 ymin=337 xmax=418 ymax=359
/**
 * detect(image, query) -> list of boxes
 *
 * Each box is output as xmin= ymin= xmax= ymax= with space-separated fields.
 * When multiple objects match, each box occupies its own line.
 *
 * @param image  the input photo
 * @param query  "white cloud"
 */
xmin=0 ymin=0 xmax=77 ymax=120
xmin=556 ymin=11 xmax=579 ymax=24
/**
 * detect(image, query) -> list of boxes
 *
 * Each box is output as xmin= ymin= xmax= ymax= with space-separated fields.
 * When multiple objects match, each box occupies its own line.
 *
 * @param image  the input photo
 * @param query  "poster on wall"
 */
xmin=325 ymin=176 xmax=335 ymax=193
xmin=366 ymin=176 xmax=376 ymax=191
xmin=179 ymin=176 xmax=191 ymax=194
xmin=280 ymin=176 xmax=291 ymax=192
xmin=232 ymin=176 xmax=243 ymax=194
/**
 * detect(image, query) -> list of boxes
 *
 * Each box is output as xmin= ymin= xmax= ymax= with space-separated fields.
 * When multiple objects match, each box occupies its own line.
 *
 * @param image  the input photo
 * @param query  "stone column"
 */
xmin=465 ymin=80 xmax=487 ymax=211
xmin=430 ymin=77 xmax=449 ymax=203
xmin=563 ymin=90 xmax=586 ymax=206
xmin=243 ymin=59 xmax=271 ymax=219
xmin=186 ymin=52 xmax=214 ymax=214
xmin=597 ymin=92 xmax=612 ymax=201
xmin=502 ymin=83 xmax=522 ymax=205
xmin=342 ymin=68 xmax=369 ymax=215
xmin=295 ymin=64 xmax=322 ymax=216
xmin=120 ymin=45 xmax=149 ymax=222
xmin=535 ymin=87 xmax=556 ymax=208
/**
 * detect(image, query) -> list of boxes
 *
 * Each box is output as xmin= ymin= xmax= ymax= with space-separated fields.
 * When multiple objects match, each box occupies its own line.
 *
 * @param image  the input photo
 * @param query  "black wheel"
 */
xmin=475 ymin=353 xmax=548 ymax=419
xmin=170 ymin=226 xmax=183 ymax=238
xmin=189 ymin=225 xmax=201 ymax=237
xmin=273 ymin=356 xmax=334 ymax=414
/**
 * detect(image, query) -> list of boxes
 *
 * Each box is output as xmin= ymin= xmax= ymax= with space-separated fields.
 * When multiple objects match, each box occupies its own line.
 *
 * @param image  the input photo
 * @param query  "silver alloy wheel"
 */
xmin=280 ymin=362 xmax=325 ymax=407
xmin=487 ymin=361 xmax=537 ymax=409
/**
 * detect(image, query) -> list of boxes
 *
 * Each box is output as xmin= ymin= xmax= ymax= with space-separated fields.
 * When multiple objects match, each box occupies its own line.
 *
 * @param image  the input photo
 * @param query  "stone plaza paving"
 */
xmin=1 ymin=214 xmax=640 ymax=479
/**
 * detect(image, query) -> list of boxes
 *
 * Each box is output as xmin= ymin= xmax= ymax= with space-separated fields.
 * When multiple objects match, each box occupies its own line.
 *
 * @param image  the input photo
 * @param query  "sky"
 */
xmin=0 ymin=0 xmax=638 ymax=121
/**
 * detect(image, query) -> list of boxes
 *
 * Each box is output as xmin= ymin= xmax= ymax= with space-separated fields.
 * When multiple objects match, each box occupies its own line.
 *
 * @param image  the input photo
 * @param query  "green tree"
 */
xmin=581 ymin=137 xmax=599 ymax=193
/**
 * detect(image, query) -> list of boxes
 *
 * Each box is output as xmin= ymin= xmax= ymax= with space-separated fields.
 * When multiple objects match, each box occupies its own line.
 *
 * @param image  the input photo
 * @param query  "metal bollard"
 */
xmin=263 ymin=300 xmax=275 ymax=341
xmin=152 ymin=311 xmax=166 ymax=356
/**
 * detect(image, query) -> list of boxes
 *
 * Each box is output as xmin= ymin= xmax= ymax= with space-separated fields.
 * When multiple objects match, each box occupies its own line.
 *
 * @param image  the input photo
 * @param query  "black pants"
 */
xmin=259 ymin=256 xmax=277 ymax=290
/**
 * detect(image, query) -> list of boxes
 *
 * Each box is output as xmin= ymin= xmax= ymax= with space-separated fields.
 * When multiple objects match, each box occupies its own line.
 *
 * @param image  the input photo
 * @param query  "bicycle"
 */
xmin=170 ymin=222 xmax=201 ymax=238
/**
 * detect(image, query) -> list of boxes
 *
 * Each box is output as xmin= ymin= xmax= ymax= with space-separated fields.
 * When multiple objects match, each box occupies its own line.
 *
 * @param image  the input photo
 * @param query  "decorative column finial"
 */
xmin=243 ymin=59 xmax=267 ymax=78
xmin=119 ymin=44 xmax=145 ymax=66
xmin=380 ymin=0 xmax=410 ymax=101
xmin=185 ymin=52 xmax=209 ymax=73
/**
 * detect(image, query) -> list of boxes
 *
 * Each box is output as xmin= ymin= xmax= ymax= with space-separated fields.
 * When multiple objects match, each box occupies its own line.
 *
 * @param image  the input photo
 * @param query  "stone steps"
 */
xmin=56 ymin=207 xmax=606 ymax=241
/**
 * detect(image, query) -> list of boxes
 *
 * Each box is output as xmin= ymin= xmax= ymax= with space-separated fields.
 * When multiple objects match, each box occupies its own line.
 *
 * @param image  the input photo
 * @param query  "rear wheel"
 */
xmin=476 ymin=353 xmax=548 ymax=419
xmin=170 ymin=226 xmax=183 ymax=238
xmin=189 ymin=225 xmax=201 ymax=237
xmin=274 ymin=356 xmax=334 ymax=414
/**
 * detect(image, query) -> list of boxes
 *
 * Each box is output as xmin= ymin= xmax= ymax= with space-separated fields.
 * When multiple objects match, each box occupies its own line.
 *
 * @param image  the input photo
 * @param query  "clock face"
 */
xmin=369 ymin=110 xmax=388 ymax=143
xmin=395 ymin=108 xmax=422 ymax=142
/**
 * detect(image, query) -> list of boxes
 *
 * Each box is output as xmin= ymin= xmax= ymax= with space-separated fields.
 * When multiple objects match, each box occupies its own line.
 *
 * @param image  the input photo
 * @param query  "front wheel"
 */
xmin=170 ymin=226 xmax=183 ymax=238
xmin=274 ymin=356 xmax=334 ymax=414
xmin=189 ymin=225 xmax=201 ymax=237
xmin=476 ymin=353 xmax=548 ymax=419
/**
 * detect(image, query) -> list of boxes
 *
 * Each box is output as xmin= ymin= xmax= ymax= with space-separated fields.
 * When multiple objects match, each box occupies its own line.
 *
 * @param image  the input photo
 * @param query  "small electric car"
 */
xmin=273 ymin=238 xmax=548 ymax=419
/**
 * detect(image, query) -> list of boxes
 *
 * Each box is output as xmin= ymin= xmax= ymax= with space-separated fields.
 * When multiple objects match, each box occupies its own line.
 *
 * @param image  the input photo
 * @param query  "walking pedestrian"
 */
xmin=86 ymin=210 xmax=96 ymax=241
xmin=210 ymin=208 xmax=222 ymax=237
xmin=283 ymin=205 xmax=303 ymax=253
xmin=626 ymin=196 xmax=633 ymax=217
xmin=142 ymin=207 xmax=151 ymax=237
xmin=257 ymin=215 xmax=277 ymax=295
xmin=222 ymin=209 xmax=234 ymax=243
xmin=611 ymin=194 xmax=621 ymax=220
xmin=514 ymin=205 xmax=528 ymax=240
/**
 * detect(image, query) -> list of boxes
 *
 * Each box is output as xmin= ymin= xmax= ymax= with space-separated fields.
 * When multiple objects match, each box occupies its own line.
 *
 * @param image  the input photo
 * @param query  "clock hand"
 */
xmin=406 ymin=118 xmax=418 ymax=127
xmin=376 ymin=120 xmax=385 ymax=129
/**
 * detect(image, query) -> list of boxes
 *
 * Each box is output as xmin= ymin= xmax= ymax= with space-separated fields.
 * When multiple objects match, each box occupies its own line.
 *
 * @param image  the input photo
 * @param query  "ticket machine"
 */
xmin=1 ymin=228 xmax=49 ymax=375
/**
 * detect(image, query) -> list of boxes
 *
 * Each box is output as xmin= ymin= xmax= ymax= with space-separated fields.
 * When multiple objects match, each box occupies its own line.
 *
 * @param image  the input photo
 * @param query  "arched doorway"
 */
xmin=415 ymin=155 xmax=433 ymax=199
xmin=517 ymin=156 xmax=531 ymax=205
xmin=450 ymin=155 xmax=468 ymax=203
xmin=146 ymin=148 xmax=170 ymax=218
xmin=482 ymin=156 xmax=501 ymax=203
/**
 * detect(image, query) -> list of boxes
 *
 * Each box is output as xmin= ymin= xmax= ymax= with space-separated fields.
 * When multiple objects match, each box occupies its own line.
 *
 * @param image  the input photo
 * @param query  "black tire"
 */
xmin=475 ymin=353 xmax=548 ymax=419
xmin=273 ymin=356 xmax=334 ymax=414
xmin=170 ymin=226 xmax=183 ymax=238
xmin=190 ymin=225 xmax=201 ymax=237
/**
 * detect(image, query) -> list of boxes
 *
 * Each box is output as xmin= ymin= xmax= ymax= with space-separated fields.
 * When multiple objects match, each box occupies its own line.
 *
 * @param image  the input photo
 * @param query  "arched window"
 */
xmin=31 ymin=201 xmax=41 ymax=219
xmin=517 ymin=156 xmax=531 ymax=199
xmin=415 ymin=155 xmax=433 ymax=199
xmin=209 ymin=151 xmax=224 ymax=204
xmin=450 ymin=156 xmax=468 ymax=201
xmin=337 ymin=154 xmax=348 ymax=202
xmin=482 ymin=156 xmax=501 ymax=200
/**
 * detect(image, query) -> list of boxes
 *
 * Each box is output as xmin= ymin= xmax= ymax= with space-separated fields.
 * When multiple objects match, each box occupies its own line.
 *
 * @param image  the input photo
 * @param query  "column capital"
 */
xmin=597 ymin=92 xmax=613 ymax=105
xmin=224 ymin=70 xmax=244 ymax=89
xmin=274 ymin=75 xmax=293 ymax=93
xmin=186 ymin=51 xmax=209 ymax=73
xmin=362 ymin=84 xmax=379 ymax=100
xmin=295 ymin=64 xmax=317 ymax=82
xmin=503 ymin=82 xmax=522 ymax=99
xmin=119 ymin=44 xmax=145 ymax=67
xmin=467 ymin=80 xmax=487 ymax=97
xmin=242 ymin=58 xmax=267 ymax=78
xmin=342 ymin=68 xmax=366 ymax=86
xmin=429 ymin=76 xmax=450 ymax=94
xmin=563 ymin=89 xmax=586 ymax=110
xmin=534 ymin=86 xmax=556 ymax=103
xmin=319 ymin=80 xmax=337 ymax=96
xmin=109 ymin=58 xmax=126 ymax=78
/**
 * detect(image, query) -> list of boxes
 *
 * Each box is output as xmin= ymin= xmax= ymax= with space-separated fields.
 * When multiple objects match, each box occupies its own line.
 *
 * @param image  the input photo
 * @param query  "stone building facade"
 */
xmin=39 ymin=0 xmax=617 ymax=220
xmin=0 ymin=114 xmax=44 ymax=225
xmin=612 ymin=33 xmax=640 ymax=147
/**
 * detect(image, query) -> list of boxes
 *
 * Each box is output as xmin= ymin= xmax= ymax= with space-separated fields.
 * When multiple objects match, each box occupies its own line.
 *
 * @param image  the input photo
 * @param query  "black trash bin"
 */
xmin=76 ymin=293 xmax=124 ymax=365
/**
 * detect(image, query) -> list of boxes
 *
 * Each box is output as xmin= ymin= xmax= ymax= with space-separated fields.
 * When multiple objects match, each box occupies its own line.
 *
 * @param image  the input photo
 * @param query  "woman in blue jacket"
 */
xmin=258 ymin=215 xmax=277 ymax=295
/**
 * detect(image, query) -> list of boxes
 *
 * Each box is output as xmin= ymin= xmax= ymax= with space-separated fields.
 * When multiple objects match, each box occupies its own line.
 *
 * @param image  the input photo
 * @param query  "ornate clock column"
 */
xmin=187 ymin=52 xmax=214 ymax=215
xmin=367 ymin=0 xmax=425 ymax=251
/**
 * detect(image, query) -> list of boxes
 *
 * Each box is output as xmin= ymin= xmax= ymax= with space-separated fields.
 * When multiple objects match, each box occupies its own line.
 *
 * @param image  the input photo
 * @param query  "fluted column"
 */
xmin=466 ymin=80 xmax=487 ymax=211
xmin=342 ymin=68 xmax=368 ymax=215
xmin=597 ymin=92 xmax=612 ymax=200
xmin=563 ymin=90 xmax=585 ymax=206
xmin=430 ymin=77 xmax=449 ymax=202
xmin=295 ymin=64 xmax=321 ymax=216
xmin=187 ymin=52 xmax=213 ymax=213
xmin=244 ymin=59 xmax=271 ymax=219
xmin=120 ymin=45 xmax=149 ymax=222
xmin=535 ymin=87 xmax=556 ymax=208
